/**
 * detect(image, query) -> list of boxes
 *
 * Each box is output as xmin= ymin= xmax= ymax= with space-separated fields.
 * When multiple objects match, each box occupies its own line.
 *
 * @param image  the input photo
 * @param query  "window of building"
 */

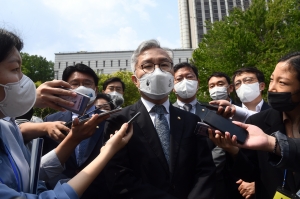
xmin=81 ymin=61 xmax=83 ymax=64
xmin=54 ymin=71 xmax=58 ymax=80
xmin=179 ymin=58 xmax=181 ymax=63
xmin=103 ymin=61 xmax=105 ymax=67
xmin=58 ymin=62 xmax=60 ymax=69
xmin=97 ymin=69 xmax=104 ymax=74
xmin=126 ymin=60 xmax=128 ymax=66
xmin=118 ymin=60 xmax=120 ymax=67
xmin=73 ymin=62 xmax=75 ymax=66
xmin=111 ymin=60 xmax=113 ymax=67
xmin=96 ymin=61 xmax=98 ymax=67
xmin=186 ymin=58 xmax=189 ymax=63
xmin=88 ymin=61 xmax=90 ymax=67
xmin=66 ymin=62 xmax=68 ymax=67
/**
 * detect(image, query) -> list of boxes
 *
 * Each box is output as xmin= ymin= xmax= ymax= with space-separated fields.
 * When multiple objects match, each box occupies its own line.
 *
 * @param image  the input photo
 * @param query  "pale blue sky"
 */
xmin=0 ymin=0 xmax=181 ymax=61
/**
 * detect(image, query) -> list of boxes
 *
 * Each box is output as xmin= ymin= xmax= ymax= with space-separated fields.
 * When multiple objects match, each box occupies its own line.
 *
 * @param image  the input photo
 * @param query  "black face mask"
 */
xmin=268 ymin=91 xmax=300 ymax=112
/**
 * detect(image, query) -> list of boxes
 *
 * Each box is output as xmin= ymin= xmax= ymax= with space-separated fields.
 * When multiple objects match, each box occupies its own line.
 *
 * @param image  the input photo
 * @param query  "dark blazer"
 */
xmin=103 ymin=100 xmax=216 ymax=199
xmin=43 ymin=109 xmax=110 ymax=199
xmin=174 ymin=101 xmax=243 ymax=199
xmin=232 ymin=108 xmax=300 ymax=199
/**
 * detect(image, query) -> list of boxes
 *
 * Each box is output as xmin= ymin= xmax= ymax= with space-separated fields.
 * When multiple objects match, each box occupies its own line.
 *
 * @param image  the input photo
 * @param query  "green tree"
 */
xmin=21 ymin=53 xmax=54 ymax=82
xmin=98 ymin=71 xmax=141 ymax=107
xmin=192 ymin=0 xmax=300 ymax=101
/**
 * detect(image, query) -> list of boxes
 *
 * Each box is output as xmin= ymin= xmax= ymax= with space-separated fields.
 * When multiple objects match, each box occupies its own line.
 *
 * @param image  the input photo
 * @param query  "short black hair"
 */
xmin=278 ymin=51 xmax=300 ymax=82
xmin=96 ymin=93 xmax=114 ymax=110
xmin=173 ymin=62 xmax=199 ymax=78
xmin=102 ymin=77 xmax=125 ymax=92
xmin=0 ymin=29 xmax=23 ymax=62
xmin=232 ymin=67 xmax=265 ymax=83
xmin=207 ymin=72 xmax=231 ymax=84
xmin=62 ymin=63 xmax=99 ymax=86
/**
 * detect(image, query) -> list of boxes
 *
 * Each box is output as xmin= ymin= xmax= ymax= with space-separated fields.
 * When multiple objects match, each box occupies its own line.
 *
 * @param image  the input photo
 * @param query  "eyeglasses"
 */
xmin=234 ymin=77 xmax=258 ymax=89
xmin=107 ymin=86 xmax=123 ymax=92
xmin=140 ymin=61 xmax=173 ymax=74
xmin=69 ymin=80 xmax=95 ymax=89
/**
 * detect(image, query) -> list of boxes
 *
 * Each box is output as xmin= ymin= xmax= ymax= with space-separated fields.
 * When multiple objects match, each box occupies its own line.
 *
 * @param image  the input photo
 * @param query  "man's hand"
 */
xmin=44 ymin=121 xmax=70 ymax=142
xmin=210 ymin=100 xmax=236 ymax=118
xmin=35 ymin=80 xmax=76 ymax=111
xmin=237 ymin=180 xmax=255 ymax=199
xmin=208 ymin=129 xmax=239 ymax=156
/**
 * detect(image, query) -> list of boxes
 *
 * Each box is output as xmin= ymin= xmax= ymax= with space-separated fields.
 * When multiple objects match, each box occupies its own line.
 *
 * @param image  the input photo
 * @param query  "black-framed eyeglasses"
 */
xmin=140 ymin=61 xmax=173 ymax=74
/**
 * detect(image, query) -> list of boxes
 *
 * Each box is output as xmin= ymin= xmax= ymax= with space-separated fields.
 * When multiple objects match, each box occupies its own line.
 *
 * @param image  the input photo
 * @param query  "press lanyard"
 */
xmin=282 ymin=169 xmax=287 ymax=188
xmin=4 ymin=144 xmax=22 ymax=192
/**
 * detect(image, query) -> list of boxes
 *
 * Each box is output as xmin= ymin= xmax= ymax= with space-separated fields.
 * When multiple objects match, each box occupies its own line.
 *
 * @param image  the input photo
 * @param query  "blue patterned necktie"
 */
xmin=152 ymin=105 xmax=170 ymax=165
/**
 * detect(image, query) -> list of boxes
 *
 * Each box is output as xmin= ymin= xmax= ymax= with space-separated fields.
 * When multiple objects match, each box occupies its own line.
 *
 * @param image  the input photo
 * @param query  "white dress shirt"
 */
xmin=176 ymin=98 xmax=197 ymax=114
xmin=141 ymin=97 xmax=170 ymax=127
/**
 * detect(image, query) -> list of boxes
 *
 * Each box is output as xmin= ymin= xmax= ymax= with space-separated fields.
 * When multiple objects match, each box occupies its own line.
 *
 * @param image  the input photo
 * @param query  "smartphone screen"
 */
xmin=57 ymin=90 xmax=90 ymax=115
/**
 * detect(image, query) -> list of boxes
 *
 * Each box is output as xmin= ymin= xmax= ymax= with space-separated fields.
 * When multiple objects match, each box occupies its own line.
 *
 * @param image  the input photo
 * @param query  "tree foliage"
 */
xmin=21 ymin=52 xmax=54 ymax=82
xmin=192 ymin=0 xmax=300 ymax=101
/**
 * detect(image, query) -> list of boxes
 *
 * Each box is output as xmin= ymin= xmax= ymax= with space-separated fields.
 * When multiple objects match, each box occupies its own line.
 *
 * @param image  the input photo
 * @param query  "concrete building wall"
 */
xmin=178 ymin=0 xmax=251 ymax=48
xmin=54 ymin=49 xmax=194 ymax=80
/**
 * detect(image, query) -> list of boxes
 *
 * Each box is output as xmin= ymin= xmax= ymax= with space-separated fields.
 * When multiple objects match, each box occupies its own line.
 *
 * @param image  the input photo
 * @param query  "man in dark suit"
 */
xmin=172 ymin=62 xmax=242 ymax=199
xmin=43 ymin=63 xmax=111 ymax=199
xmin=103 ymin=39 xmax=216 ymax=199
xmin=232 ymin=67 xmax=270 ymax=112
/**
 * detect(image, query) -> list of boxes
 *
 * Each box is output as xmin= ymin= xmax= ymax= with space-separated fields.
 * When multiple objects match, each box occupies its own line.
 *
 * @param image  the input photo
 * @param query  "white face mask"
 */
xmin=107 ymin=91 xmax=124 ymax=107
xmin=0 ymin=75 xmax=36 ymax=118
xmin=73 ymin=86 xmax=96 ymax=105
xmin=209 ymin=86 xmax=229 ymax=100
xmin=236 ymin=82 xmax=260 ymax=103
xmin=137 ymin=68 xmax=174 ymax=100
xmin=174 ymin=78 xmax=198 ymax=99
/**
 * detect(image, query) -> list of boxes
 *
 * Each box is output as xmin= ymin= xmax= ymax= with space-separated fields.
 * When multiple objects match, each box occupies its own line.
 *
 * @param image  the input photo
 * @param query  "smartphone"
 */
xmin=194 ymin=122 xmax=215 ymax=137
xmin=78 ymin=107 xmax=122 ymax=124
xmin=61 ymin=108 xmax=122 ymax=135
xmin=57 ymin=89 xmax=90 ymax=115
xmin=200 ymin=102 xmax=230 ymax=111
xmin=203 ymin=111 xmax=248 ymax=144
xmin=127 ymin=112 xmax=141 ymax=124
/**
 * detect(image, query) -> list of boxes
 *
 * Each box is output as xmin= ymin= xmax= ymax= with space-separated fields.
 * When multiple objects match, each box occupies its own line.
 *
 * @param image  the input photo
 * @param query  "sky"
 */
xmin=0 ymin=0 xmax=181 ymax=61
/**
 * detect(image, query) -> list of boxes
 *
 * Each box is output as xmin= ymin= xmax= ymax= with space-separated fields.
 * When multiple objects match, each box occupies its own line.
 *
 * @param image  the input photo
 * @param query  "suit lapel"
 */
xmin=132 ymin=100 xmax=170 ymax=175
xmin=169 ymin=105 xmax=184 ymax=176
xmin=195 ymin=102 xmax=209 ymax=121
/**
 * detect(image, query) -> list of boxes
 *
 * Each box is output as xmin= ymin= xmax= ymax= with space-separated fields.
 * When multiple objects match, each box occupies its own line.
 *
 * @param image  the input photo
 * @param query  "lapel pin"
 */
xmin=96 ymin=126 xmax=99 ymax=128
xmin=202 ymin=109 xmax=205 ymax=111
xmin=177 ymin=116 xmax=181 ymax=120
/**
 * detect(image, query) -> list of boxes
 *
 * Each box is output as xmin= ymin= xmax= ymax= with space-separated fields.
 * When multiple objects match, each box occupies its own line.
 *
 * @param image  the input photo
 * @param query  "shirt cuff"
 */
xmin=268 ymin=131 xmax=289 ymax=168
xmin=40 ymin=150 xmax=65 ymax=181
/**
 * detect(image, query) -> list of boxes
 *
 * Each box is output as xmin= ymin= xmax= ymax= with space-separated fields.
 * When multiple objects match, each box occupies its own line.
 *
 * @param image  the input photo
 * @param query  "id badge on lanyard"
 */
xmin=273 ymin=170 xmax=300 ymax=199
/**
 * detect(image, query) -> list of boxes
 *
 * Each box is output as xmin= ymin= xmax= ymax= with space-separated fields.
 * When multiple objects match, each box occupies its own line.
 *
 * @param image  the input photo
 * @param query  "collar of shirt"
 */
xmin=72 ymin=105 xmax=96 ymax=121
xmin=176 ymin=98 xmax=197 ymax=114
xmin=242 ymin=99 xmax=264 ymax=112
xmin=141 ymin=97 xmax=170 ymax=127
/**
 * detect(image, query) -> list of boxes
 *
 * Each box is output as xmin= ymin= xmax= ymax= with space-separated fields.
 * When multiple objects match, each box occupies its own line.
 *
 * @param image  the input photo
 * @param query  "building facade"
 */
xmin=178 ymin=0 xmax=251 ymax=48
xmin=54 ymin=49 xmax=194 ymax=80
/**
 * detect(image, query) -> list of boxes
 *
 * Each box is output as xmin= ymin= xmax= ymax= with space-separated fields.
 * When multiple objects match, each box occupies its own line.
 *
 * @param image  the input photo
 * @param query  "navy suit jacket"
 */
xmin=103 ymin=100 xmax=216 ymax=199
xmin=43 ymin=109 xmax=110 ymax=199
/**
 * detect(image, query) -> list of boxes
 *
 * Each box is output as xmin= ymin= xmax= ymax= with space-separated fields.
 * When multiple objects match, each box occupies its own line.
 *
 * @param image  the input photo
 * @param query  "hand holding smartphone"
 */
xmin=57 ymin=89 xmax=90 ymax=115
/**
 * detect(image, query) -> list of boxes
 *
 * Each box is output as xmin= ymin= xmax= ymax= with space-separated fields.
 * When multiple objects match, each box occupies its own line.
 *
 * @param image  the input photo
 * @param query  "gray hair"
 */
xmin=130 ymin=39 xmax=174 ymax=73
